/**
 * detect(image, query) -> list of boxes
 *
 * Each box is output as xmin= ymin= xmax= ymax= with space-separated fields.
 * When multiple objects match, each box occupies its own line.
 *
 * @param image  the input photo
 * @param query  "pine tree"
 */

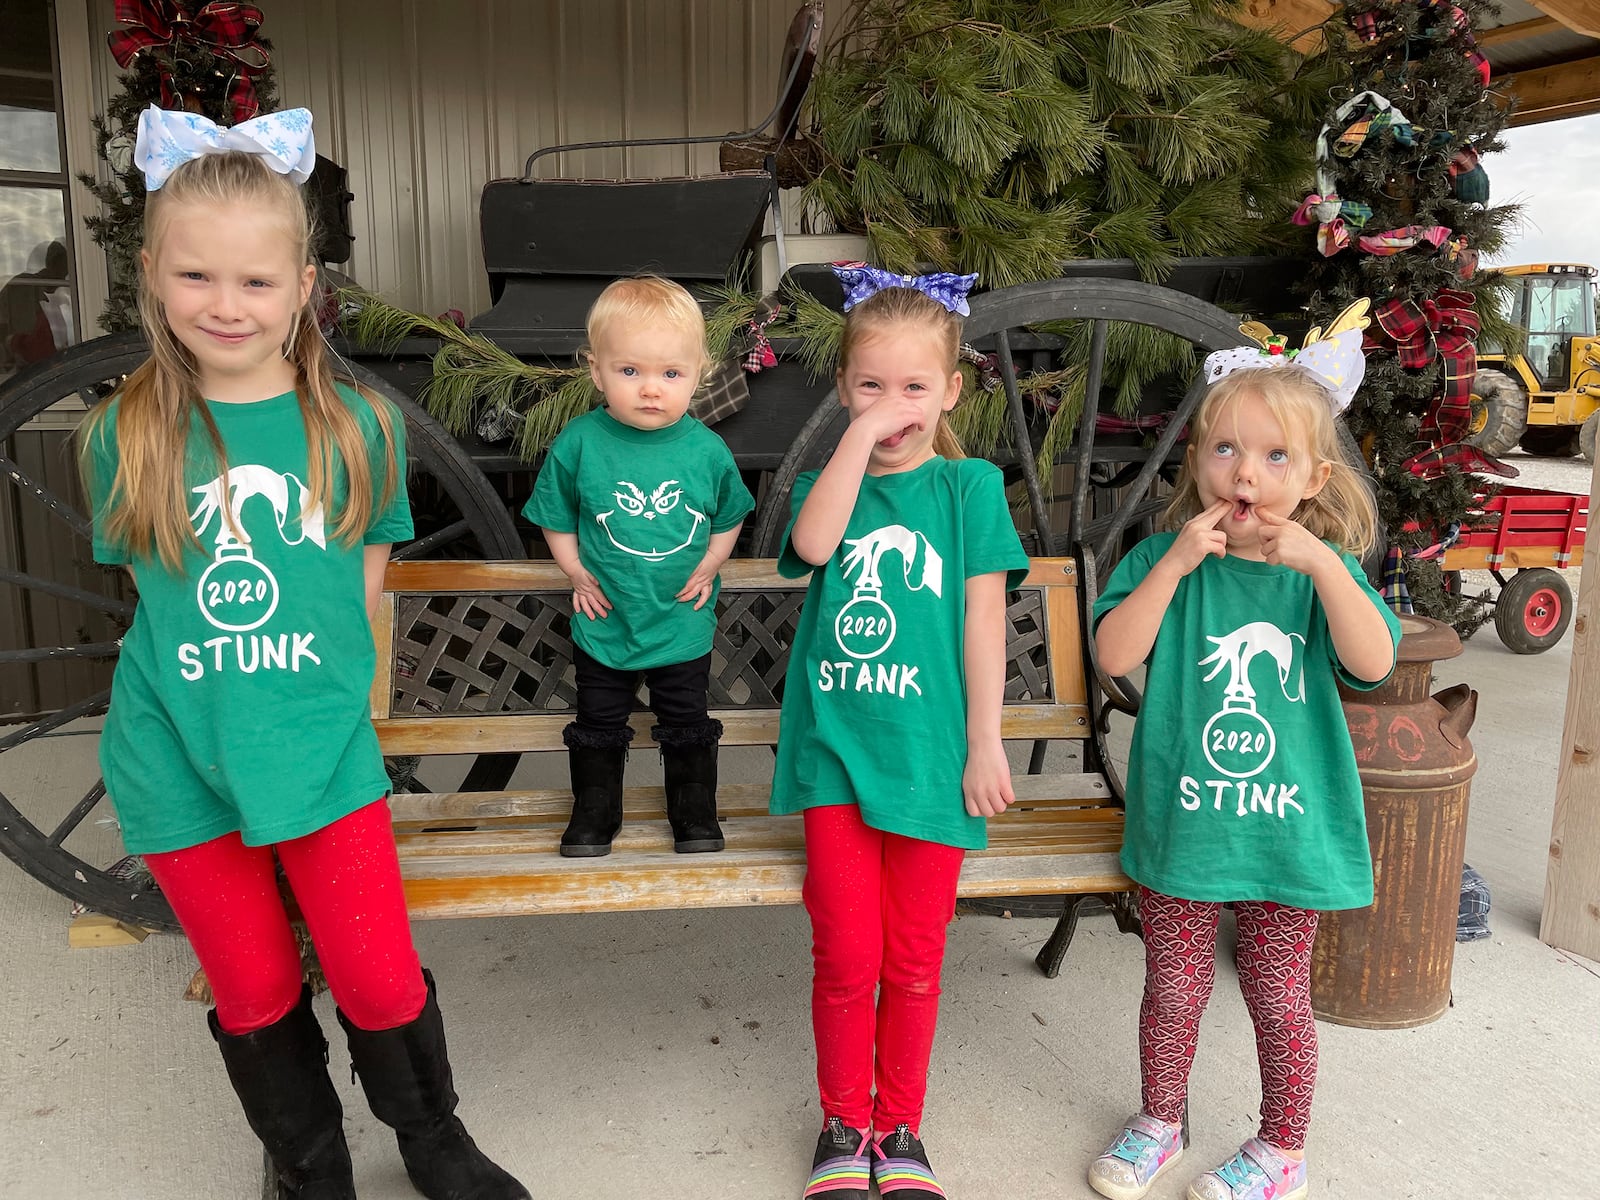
xmin=804 ymin=0 xmax=1334 ymax=286
xmin=76 ymin=4 xmax=278 ymax=331
xmin=1300 ymin=1 xmax=1516 ymax=630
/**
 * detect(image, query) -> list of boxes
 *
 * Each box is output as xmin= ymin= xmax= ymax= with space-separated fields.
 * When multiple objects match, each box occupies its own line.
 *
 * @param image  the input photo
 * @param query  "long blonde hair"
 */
xmin=837 ymin=287 xmax=966 ymax=459
xmin=80 ymin=151 xmax=399 ymax=570
xmin=1163 ymin=364 xmax=1378 ymax=557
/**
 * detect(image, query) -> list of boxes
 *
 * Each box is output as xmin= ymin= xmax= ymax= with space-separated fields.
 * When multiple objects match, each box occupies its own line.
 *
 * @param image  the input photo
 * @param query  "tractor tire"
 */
xmin=1467 ymin=369 xmax=1528 ymax=456
xmin=1582 ymin=411 xmax=1599 ymax=463
xmin=1518 ymin=424 xmax=1581 ymax=458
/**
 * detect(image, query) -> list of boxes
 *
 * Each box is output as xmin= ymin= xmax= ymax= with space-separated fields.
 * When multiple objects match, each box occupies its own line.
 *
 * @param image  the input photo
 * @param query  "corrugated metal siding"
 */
xmin=72 ymin=0 xmax=798 ymax=318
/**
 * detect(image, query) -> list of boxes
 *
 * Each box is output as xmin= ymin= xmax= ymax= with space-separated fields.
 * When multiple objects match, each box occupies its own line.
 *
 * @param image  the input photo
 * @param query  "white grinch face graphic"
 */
xmin=596 ymin=479 xmax=705 ymax=560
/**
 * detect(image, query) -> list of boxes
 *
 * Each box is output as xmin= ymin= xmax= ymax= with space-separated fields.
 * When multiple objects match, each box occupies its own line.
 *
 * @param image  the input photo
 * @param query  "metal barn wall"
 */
xmin=63 ymin=0 xmax=801 ymax=325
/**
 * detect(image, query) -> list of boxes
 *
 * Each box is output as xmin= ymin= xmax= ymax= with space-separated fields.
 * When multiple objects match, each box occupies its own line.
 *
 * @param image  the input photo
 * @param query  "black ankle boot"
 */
xmin=655 ymin=720 xmax=725 ymax=853
xmin=560 ymin=723 xmax=629 ymax=857
xmin=338 ymin=970 xmax=529 ymax=1200
xmin=208 ymin=986 xmax=355 ymax=1200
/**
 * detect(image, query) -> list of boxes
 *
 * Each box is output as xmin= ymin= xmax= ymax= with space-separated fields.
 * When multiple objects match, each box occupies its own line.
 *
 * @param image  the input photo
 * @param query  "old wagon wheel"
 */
xmin=0 ymin=330 xmax=521 ymax=930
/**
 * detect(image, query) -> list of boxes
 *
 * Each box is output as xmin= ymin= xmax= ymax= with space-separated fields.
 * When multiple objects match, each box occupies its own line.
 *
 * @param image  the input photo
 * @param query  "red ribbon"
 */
xmin=107 ymin=1 xmax=270 ymax=125
xmin=1369 ymin=289 xmax=1480 ymax=444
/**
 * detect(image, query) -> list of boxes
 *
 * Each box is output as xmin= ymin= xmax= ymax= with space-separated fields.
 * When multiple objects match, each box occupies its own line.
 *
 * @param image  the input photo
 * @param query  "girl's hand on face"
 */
xmin=1162 ymin=498 xmax=1232 ymax=575
xmin=1257 ymin=508 xmax=1337 ymax=575
xmin=962 ymin=739 xmax=1015 ymax=818
xmin=853 ymin=393 xmax=928 ymax=444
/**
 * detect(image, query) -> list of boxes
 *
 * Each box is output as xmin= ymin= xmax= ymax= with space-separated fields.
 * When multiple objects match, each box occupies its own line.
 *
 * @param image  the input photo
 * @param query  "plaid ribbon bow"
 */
xmin=1292 ymin=192 xmax=1373 ymax=256
xmin=108 ymin=1 xmax=271 ymax=125
xmin=1370 ymin=289 xmax=1480 ymax=442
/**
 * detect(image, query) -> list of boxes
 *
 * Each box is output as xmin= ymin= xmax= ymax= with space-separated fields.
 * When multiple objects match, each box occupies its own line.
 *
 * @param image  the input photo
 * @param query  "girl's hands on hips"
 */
xmin=568 ymin=565 xmax=612 ymax=620
xmin=676 ymin=558 xmax=719 ymax=610
xmin=963 ymin=738 xmax=1015 ymax=818
xmin=1257 ymin=508 xmax=1339 ymax=575
xmin=1161 ymin=498 xmax=1232 ymax=575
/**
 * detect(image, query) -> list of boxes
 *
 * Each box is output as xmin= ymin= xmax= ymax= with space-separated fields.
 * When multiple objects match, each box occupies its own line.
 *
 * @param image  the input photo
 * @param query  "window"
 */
xmin=1 ymin=0 xmax=76 ymax=379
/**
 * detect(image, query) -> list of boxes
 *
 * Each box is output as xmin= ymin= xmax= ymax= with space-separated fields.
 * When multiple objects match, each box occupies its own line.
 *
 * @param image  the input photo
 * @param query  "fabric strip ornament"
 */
xmin=1357 ymin=224 xmax=1451 ymax=256
xmin=1202 ymin=300 xmax=1371 ymax=414
xmin=742 ymin=300 xmax=784 ymax=373
xmin=831 ymin=263 xmax=979 ymax=316
xmin=1403 ymin=442 xmax=1518 ymax=481
xmin=1292 ymin=193 xmax=1372 ymax=257
xmin=1312 ymin=91 xmax=1413 ymax=196
xmin=134 ymin=104 xmax=316 ymax=191
xmin=1379 ymin=546 xmax=1415 ymax=615
xmin=108 ymin=1 xmax=271 ymax=125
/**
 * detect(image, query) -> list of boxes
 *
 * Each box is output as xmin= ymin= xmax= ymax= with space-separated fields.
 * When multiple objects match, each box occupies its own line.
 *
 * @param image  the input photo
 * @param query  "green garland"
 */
xmin=339 ymin=281 xmax=1196 ymax=482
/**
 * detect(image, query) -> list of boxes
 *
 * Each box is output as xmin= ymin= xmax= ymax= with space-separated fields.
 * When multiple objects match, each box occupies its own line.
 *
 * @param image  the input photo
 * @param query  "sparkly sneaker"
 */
xmin=803 ymin=1116 xmax=870 ymax=1200
xmin=1187 ymin=1138 xmax=1308 ymax=1200
xmin=1088 ymin=1112 xmax=1185 ymax=1200
xmin=869 ymin=1124 xmax=946 ymax=1198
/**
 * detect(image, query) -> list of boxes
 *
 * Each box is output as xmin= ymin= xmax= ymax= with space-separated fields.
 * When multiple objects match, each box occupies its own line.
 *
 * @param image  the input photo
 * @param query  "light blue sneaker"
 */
xmin=1088 ymin=1112 xmax=1185 ymax=1200
xmin=1188 ymin=1138 xmax=1308 ymax=1200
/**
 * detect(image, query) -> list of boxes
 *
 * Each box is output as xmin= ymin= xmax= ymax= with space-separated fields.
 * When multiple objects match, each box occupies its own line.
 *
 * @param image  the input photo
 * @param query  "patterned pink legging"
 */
xmin=1138 ymin=887 xmax=1320 ymax=1151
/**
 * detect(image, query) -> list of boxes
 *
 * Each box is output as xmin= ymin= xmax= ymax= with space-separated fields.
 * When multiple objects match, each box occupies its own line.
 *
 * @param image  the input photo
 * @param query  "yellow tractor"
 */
xmin=1470 ymin=263 xmax=1600 ymax=461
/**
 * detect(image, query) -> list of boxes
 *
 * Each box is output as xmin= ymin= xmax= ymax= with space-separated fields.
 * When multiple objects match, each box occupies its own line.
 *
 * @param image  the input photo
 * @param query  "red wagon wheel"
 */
xmin=1494 ymin=567 xmax=1572 ymax=654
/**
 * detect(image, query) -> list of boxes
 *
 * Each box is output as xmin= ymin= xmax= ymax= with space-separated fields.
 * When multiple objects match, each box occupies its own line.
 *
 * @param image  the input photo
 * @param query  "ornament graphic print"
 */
xmin=834 ymin=525 xmax=942 ymax=659
xmin=189 ymin=465 xmax=326 ymax=633
xmin=1196 ymin=622 xmax=1305 ymax=779
xmin=596 ymin=479 xmax=705 ymax=560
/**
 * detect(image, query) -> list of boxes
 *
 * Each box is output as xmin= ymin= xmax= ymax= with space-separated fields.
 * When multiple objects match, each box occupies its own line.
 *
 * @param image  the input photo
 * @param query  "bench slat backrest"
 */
xmin=373 ymin=558 xmax=1086 ymax=754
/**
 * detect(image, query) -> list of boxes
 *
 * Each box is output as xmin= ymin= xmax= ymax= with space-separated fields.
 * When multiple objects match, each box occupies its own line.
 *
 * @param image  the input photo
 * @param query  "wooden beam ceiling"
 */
xmin=1502 ymin=54 xmax=1600 ymax=124
xmin=1477 ymin=16 xmax=1562 ymax=48
xmin=1236 ymin=0 xmax=1337 ymax=52
xmin=1529 ymin=1 xmax=1600 ymax=40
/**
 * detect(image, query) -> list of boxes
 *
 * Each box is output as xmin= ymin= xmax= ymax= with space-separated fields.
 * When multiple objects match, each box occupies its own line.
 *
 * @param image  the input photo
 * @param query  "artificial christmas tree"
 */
xmin=77 ymin=1 xmax=277 ymax=331
xmin=1299 ymin=0 xmax=1518 ymax=628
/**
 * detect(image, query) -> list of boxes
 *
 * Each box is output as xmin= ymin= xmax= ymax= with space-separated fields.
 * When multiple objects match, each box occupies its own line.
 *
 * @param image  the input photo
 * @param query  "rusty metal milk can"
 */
xmin=1310 ymin=614 xmax=1478 ymax=1028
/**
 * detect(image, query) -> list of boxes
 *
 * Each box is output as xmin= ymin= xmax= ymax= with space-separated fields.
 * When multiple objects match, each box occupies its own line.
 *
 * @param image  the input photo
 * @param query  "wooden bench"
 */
xmin=371 ymin=557 xmax=1136 ymax=976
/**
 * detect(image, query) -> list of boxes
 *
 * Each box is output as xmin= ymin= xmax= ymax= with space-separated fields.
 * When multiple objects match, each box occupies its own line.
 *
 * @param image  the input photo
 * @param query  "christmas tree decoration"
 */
xmin=1301 ymin=0 xmax=1518 ymax=632
xmin=76 ymin=1 xmax=279 ymax=331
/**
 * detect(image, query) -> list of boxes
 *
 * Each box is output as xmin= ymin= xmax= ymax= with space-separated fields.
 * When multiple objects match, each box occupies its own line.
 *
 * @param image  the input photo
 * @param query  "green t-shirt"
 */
xmin=769 ymin=457 xmax=1029 ymax=850
xmin=86 ymin=384 xmax=412 ymax=854
xmin=1092 ymin=532 xmax=1402 ymax=909
xmin=522 ymin=407 xmax=755 ymax=671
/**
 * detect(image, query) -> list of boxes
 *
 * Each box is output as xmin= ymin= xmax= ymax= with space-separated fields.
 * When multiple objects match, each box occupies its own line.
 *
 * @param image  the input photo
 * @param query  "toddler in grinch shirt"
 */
xmin=523 ymin=275 xmax=753 ymax=858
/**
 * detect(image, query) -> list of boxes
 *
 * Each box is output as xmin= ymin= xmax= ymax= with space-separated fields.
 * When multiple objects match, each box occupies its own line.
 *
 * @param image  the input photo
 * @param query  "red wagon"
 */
xmin=1441 ymin=485 xmax=1588 ymax=653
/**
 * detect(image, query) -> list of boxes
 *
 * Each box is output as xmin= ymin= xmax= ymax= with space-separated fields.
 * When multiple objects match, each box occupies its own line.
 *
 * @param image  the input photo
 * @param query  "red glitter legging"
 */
xmin=143 ymin=798 xmax=426 ymax=1036
xmin=1138 ymin=887 xmax=1320 ymax=1151
xmin=802 ymin=804 xmax=965 ymax=1134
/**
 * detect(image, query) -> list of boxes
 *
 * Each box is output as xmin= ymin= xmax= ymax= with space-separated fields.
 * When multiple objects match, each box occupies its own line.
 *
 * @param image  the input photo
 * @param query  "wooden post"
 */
xmin=1541 ymin=447 xmax=1600 ymax=957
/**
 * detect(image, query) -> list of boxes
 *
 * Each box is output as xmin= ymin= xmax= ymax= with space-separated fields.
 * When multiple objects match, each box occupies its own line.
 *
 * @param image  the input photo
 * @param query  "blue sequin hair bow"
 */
xmin=831 ymin=263 xmax=980 ymax=316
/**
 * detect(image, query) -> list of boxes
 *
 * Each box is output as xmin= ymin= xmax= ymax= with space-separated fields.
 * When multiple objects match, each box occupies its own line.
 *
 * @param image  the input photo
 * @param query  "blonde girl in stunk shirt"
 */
xmin=81 ymin=106 xmax=526 ymax=1200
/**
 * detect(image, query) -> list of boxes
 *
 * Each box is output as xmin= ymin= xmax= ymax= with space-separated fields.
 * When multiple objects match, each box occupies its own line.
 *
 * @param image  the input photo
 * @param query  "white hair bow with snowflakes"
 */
xmin=1201 ymin=300 xmax=1372 ymax=414
xmin=133 ymin=104 xmax=316 ymax=191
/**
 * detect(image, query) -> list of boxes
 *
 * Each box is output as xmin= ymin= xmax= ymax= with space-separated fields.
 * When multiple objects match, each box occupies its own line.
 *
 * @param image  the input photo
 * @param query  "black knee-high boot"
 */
xmin=654 ymin=718 xmax=725 ymax=853
xmin=208 ymin=986 xmax=356 ymax=1200
xmin=338 ymin=970 xmax=530 ymax=1200
xmin=559 ymin=722 xmax=631 ymax=857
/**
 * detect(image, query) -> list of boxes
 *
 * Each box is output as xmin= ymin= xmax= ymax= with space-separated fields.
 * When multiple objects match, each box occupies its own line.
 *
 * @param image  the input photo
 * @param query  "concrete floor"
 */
xmin=1 ymin=580 xmax=1597 ymax=1199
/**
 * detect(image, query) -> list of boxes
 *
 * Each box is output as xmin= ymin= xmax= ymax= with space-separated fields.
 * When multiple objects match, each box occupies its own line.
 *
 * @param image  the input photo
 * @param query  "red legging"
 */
xmin=802 ymin=804 xmax=965 ymax=1134
xmin=143 ymin=798 xmax=426 ymax=1036
xmin=1137 ymin=887 xmax=1320 ymax=1151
